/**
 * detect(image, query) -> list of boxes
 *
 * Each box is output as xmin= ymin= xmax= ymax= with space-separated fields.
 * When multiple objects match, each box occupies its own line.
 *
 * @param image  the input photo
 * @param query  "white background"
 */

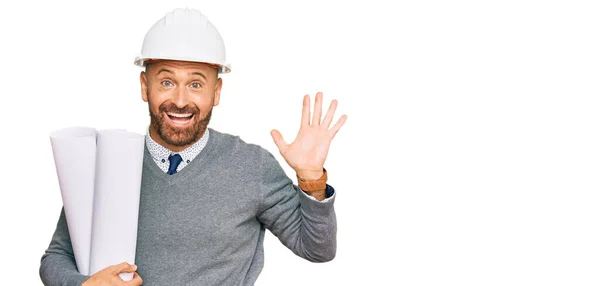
xmin=0 ymin=0 xmax=599 ymax=285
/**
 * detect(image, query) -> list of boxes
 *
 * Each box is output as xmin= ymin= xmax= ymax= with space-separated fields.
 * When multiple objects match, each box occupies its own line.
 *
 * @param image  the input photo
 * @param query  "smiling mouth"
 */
xmin=166 ymin=112 xmax=194 ymax=125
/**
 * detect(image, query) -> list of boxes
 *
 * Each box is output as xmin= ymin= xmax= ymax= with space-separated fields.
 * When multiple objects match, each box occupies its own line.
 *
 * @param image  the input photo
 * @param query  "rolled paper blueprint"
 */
xmin=89 ymin=129 xmax=145 ymax=281
xmin=49 ymin=127 xmax=98 ymax=276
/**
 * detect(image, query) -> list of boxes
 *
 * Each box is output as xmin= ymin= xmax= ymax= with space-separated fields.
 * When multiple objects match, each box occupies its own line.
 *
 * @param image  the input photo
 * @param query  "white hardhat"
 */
xmin=134 ymin=8 xmax=231 ymax=73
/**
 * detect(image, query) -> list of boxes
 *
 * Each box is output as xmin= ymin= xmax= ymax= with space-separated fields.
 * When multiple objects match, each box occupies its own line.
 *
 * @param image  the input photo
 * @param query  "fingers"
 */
xmin=270 ymin=129 xmax=288 ymax=154
xmin=126 ymin=272 xmax=144 ymax=286
xmin=321 ymin=99 xmax=338 ymax=129
xmin=112 ymin=262 xmax=137 ymax=275
xmin=311 ymin=92 xmax=323 ymax=126
xmin=328 ymin=114 xmax=347 ymax=138
xmin=301 ymin=94 xmax=310 ymax=127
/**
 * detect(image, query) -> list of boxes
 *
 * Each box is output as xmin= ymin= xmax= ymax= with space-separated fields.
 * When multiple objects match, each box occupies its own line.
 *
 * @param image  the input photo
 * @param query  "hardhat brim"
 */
xmin=134 ymin=55 xmax=231 ymax=74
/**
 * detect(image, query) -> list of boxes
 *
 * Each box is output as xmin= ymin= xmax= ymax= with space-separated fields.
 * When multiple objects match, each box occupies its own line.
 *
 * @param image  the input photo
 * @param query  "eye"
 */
xmin=191 ymin=82 xmax=201 ymax=89
xmin=161 ymin=80 xmax=173 ymax=87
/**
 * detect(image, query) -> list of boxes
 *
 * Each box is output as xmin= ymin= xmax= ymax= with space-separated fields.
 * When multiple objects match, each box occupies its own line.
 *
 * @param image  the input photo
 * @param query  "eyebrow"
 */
xmin=191 ymin=72 xmax=207 ymax=81
xmin=155 ymin=68 xmax=173 ymax=76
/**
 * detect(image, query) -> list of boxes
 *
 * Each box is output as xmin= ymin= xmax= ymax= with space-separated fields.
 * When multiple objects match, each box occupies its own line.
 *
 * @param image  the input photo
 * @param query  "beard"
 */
xmin=148 ymin=98 xmax=212 ymax=147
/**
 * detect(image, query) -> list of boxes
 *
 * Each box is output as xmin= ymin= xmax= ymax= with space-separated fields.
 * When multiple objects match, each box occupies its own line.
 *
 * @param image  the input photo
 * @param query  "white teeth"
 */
xmin=167 ymin=113 xmax=192 ymax=118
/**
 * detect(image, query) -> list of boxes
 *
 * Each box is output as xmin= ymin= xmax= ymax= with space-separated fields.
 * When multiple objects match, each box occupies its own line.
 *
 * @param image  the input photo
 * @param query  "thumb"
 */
xmin=270 ymin=129 xmax=287 ymax=154
xmin=113 ymin=262 xmax=137 ymax=274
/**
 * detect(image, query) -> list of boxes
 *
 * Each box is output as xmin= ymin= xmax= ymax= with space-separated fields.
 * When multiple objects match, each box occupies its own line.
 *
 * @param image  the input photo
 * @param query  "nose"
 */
xmin=172 ymin=86 xmax=190 ymax=108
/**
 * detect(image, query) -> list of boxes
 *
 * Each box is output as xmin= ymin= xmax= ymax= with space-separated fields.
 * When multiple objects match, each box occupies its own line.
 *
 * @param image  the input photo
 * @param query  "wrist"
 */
xmin=306 ymin=189 xmax=326 ymax=201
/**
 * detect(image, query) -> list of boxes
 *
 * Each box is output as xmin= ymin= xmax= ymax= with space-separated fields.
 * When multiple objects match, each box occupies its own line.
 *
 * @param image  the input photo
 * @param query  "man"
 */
xmin=40 ymin=8 xmax=346 ymax=286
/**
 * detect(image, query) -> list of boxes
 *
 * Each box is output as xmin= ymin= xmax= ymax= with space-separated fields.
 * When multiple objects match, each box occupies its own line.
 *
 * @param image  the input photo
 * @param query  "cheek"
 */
xmin=194 ymin=98 xmax=213 ymax=110
xmin=192 ymin=89 xmax=216 ymax=109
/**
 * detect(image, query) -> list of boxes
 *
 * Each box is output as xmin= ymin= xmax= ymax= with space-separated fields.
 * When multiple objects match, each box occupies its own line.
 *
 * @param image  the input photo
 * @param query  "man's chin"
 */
xmin=160 ymin=129 xmax=198 ymax=147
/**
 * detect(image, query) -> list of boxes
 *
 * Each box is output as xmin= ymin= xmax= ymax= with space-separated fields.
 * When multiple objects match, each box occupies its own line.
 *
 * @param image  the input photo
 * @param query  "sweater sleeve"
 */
xmin=39 ymin=207 xmax=91 ymax=286
xmin=256 ymin=151 xmax=337 ymax=262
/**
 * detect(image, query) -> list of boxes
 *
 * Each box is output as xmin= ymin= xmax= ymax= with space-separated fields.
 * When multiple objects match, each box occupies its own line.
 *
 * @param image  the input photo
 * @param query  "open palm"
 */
xmin=271 ymin=92 xmax=347 ymax=179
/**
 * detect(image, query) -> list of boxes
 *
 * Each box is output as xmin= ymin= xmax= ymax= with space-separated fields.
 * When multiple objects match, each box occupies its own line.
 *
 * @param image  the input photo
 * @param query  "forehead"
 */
xmin=147 ymin=60 xmax=216 ymax=77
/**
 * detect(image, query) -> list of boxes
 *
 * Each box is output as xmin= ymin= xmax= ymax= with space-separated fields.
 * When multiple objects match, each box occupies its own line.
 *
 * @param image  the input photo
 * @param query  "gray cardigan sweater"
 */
xmin=39 ymin=129 xmax=336 ymax=285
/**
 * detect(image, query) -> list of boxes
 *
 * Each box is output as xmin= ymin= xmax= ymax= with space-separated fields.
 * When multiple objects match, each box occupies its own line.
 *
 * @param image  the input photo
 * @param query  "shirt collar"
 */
xmin=145 ymin=127 xmax=210 ymax=165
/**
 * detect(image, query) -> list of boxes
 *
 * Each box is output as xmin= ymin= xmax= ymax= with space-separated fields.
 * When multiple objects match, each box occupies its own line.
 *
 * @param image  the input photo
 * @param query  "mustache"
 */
xmin=158 ymin=102 xmax=200 ymax=115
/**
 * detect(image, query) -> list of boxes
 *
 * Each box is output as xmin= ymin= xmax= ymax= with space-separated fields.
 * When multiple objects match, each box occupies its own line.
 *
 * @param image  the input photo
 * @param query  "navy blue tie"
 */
xmin=167 ymin=154 xmax=183 ymax=175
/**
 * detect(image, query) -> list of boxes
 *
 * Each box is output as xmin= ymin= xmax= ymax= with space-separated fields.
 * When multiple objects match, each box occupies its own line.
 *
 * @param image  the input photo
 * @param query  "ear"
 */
xmin=140 ymin=71 xmax=149 ymax=102
xmin=213 ymin=77 xmax=222 ymax=106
